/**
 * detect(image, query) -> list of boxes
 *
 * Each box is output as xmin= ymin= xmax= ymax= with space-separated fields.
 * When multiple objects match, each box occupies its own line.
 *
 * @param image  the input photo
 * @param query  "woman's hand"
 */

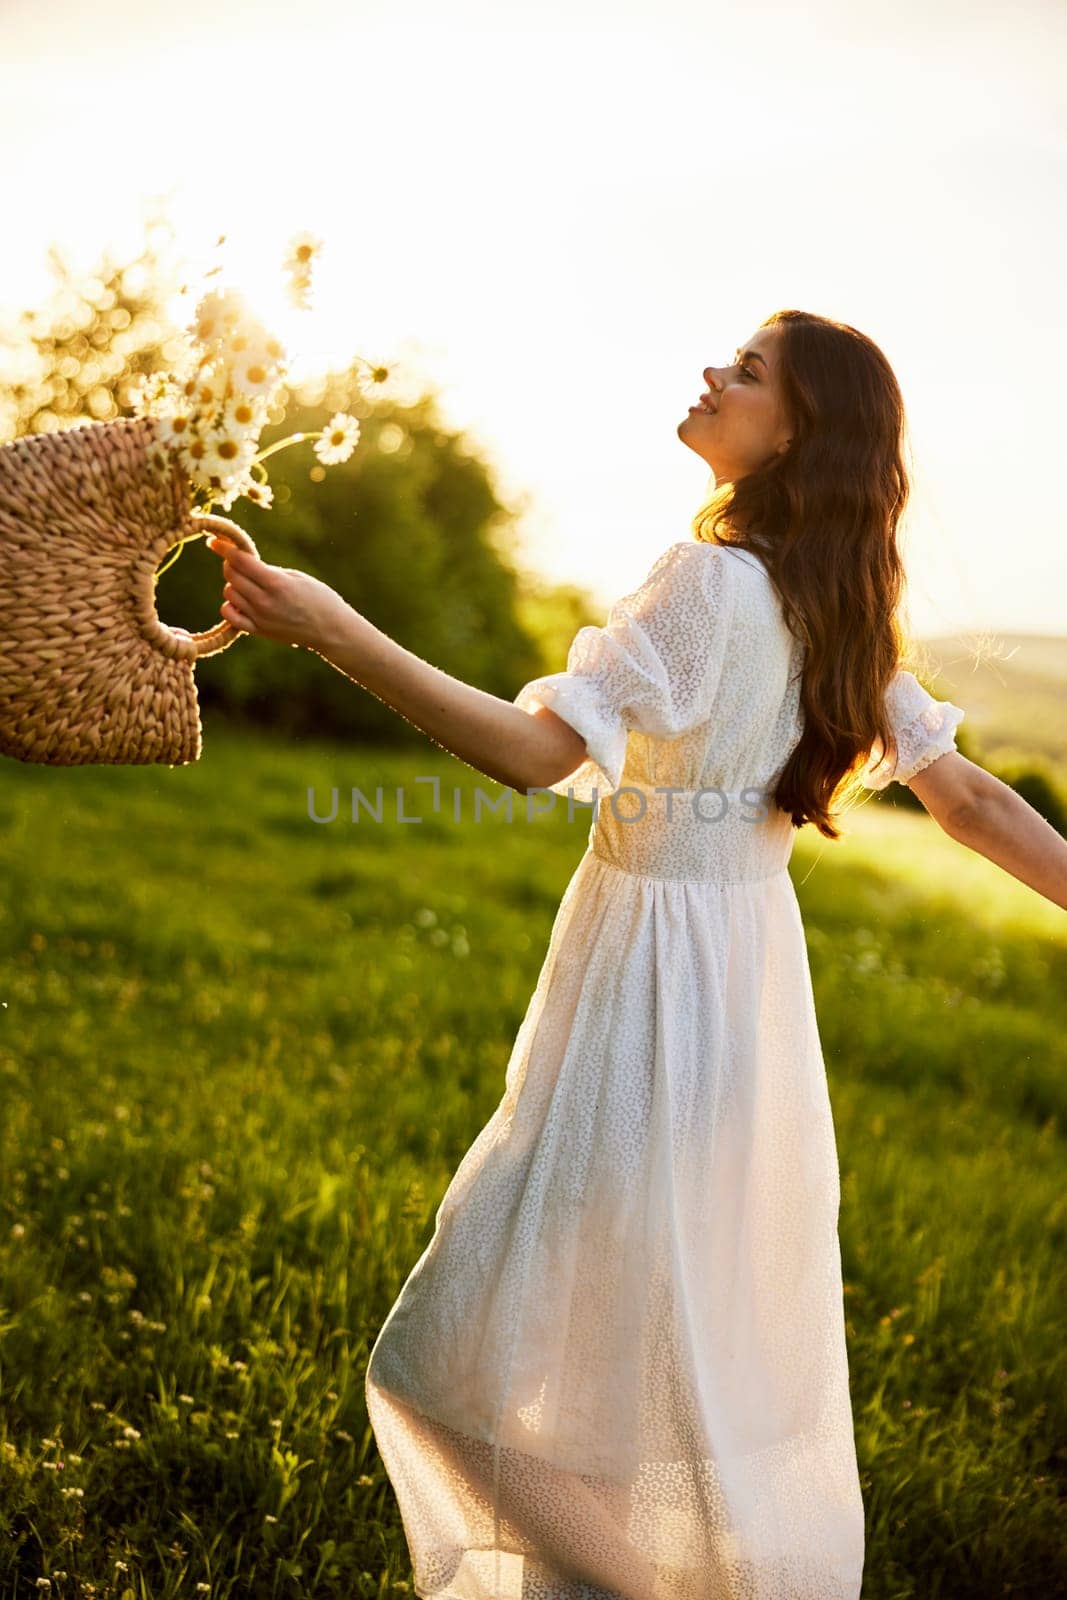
xmin=206 ymin=535 xmax=354 ymax=652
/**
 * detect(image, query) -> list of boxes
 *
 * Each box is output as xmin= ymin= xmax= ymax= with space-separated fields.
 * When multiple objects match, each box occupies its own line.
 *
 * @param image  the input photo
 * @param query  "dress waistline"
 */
xmin=586 ymin=782 xmax=795 ymax=885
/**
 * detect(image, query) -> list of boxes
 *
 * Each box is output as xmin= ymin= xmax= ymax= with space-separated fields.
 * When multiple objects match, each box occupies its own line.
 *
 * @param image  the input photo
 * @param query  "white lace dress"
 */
xmin=365 ymin=539 xmax=966 ymax=1600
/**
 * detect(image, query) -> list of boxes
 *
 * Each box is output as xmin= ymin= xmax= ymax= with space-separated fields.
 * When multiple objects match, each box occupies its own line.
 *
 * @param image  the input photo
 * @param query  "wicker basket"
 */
xmin=0 ymin=414 xmax=259 ymax=767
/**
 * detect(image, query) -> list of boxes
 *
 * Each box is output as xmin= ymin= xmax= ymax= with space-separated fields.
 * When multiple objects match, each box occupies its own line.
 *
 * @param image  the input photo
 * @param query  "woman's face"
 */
xmin=677 ymin=324 xmax=793 ymax=486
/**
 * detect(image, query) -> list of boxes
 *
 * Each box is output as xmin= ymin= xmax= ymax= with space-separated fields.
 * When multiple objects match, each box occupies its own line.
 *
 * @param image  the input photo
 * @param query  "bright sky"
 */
xmin=1 ymin=0 xmax=1064 ymax=638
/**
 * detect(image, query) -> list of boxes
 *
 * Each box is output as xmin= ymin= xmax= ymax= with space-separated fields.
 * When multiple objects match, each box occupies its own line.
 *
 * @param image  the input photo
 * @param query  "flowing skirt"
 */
xmin=365 ymin=822 xmax=865 ymax=1600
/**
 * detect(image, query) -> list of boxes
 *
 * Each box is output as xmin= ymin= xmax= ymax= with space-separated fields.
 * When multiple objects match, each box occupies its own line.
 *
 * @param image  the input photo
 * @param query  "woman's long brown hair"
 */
xmin=692 ymin=308 xmax=920 ymax=841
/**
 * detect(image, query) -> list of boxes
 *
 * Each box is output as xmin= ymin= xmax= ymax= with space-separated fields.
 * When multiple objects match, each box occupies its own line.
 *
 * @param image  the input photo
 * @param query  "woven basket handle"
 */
xmin=163 ymin=513 xmax=262 ymax=661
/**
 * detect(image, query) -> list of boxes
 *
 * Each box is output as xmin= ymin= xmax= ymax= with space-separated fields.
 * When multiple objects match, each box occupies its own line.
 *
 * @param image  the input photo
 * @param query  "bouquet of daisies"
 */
xmin=130 ymin=232 xmax=380 ymax=560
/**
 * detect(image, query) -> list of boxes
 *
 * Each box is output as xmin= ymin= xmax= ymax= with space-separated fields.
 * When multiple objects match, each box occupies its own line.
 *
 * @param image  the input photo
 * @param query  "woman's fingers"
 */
xmin=221 ymin=599 xmax=253 ymax=632
xmin=208 ymin=536 xmax=273 ymax=592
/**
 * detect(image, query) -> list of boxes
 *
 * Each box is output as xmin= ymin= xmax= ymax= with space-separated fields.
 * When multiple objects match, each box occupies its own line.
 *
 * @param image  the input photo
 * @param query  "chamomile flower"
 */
xmin=186 ymin=359 xmax=230 ymax=417
xmin=211 ymin=467 xmax=265 ymax=513
xmin=157 ymin=408 xmax=201 ymax=452
xmin=221 ymin=392 xmax=269 ymax=437
xmin=242 ymin=477 xmax=274 ymax=510
xmin=198 ymin=432 xmax=257 ymax=496
xmin=229 ymin=348 xmax=286 ymax=402
xmin=189 ymin=287 xmax=251 ymax=353
xmin=283 ymin=231 xmax=322 ymax=311
xmin=130 ymin=370 xmax=183 ymax=420
xmin=313 ymin=412 xmax=360 ymax=465
xmin=176 ymin=429 xmax=212 ymax=481
xmin=284 ymin=230 xmax=323 ymax=275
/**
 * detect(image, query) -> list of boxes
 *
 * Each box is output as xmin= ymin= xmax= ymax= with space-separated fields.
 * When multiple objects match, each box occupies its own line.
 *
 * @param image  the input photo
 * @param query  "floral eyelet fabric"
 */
xmin=366 ymin=538 xmax=964 ymax=1600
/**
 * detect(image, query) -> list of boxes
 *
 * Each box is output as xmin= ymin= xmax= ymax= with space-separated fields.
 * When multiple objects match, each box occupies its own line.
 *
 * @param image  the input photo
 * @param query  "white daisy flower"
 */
xmin=362 ymin=361 xmax=392 ymax=394
xmin=283 ymin=229 xmax=322 ymax=276
xmin=186 ymin=359 xmax=230 ymax=418
xmin=242 ymin=476 xmax=274 ymax=510
xmin=157 ymin=408 xmax=202 ymax=453
xmin=175 ymin=429 xmax=214 ymax=487
xmin=229 ymin=348 xmax=287 ymax=401
xmin=283 ymin=230 xmax=322 ymax=311
xmin=211 ymin=467 xmax=262 ymax=513
xmin=189 ymin=286 xmax=250 ymax=353
xmin=199 ymin=432 xmax=257 ymax=495
xmin=221 ymin=392 xmax=269 ymax=440
xmin=131 ymin=370 xmax=183 ymax=420
xmin=313 ymin=412 xmax=360 ymax=465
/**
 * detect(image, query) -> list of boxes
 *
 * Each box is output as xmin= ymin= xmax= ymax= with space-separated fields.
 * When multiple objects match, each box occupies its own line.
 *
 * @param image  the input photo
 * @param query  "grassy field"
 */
xmin=0 ymin=718 xmax=1064 ymax=1600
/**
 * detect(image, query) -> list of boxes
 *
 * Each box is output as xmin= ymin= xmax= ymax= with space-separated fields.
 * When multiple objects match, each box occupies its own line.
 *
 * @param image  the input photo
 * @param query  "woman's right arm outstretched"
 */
xmin=907 ymin=751 xmax=1067 ymax=912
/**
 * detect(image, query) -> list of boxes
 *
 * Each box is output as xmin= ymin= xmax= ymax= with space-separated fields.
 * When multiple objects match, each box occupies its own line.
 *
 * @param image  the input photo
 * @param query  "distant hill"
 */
xmin=913 ymin=632 xmax=1067 ymax=781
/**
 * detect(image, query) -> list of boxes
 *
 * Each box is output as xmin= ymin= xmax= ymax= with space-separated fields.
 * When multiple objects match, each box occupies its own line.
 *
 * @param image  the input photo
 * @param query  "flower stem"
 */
xmin=154 ymin=536 xmax=193 ymax=583
xmin=252 ymin=431 xmax=322 ymax=465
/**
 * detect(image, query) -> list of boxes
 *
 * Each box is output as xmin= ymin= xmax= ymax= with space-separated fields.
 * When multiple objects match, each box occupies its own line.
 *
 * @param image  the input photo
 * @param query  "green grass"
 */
xmin=0 ymin=717 xmax=1063 ymax=1599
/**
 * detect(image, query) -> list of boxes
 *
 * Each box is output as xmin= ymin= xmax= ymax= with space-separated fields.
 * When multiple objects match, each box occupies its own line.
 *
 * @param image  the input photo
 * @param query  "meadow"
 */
xmin=0 ymin=719 xmax=1063 ymax=1600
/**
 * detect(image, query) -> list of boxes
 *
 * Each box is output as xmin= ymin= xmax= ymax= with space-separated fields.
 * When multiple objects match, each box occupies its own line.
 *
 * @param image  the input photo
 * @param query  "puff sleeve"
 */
xmin=513 ymin=540 xmax=735 ymax=800
xmin=860 ymin=667 xmax=966 ymax=790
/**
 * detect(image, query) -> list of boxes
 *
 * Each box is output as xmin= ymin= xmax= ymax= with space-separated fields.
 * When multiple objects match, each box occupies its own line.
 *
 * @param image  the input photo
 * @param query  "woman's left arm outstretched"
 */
xmin=907 ymin=751 xmax=1067 ymax=911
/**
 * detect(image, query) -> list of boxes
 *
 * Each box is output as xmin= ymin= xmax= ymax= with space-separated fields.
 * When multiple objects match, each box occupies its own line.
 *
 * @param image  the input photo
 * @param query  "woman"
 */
xmin=208 ymin=309 xmax=1067 ymax=1600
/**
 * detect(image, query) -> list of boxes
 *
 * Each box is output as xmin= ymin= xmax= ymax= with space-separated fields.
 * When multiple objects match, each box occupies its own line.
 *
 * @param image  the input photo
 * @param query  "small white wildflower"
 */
xmin=229 ymin=350 xmax=285 ymax=401
xmin=189 ymin=288 xmax=248 ymax=353
xmin=122 ymin=1426 xmax=140 ymax=1440
xmin=283 ymin=230 xmax=323 ymax=278
xmin=157 ymin=409 xmax=202 ymax=454
xmin=264 ymin=1514 xmax=278 ymax=1524
xmin=211 ymin=468 xmax=257 ymax=514
xmin=222 ymin=393 xmax=268 ymax=438
xmin=10 ymin=1223 xmax=25 ymax=1239
xmin=178 ymin=1394 xmax=195 ymax=1405
xmin=313 ymin=412 xmax=360 ymax=466
xmin=199 ymin=430 xmax=255 ymax=490
xmin=114 ymin=1560 xmax=128 ymax=1573
xmin=242 ymin=477 xmax=274 ymax=510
